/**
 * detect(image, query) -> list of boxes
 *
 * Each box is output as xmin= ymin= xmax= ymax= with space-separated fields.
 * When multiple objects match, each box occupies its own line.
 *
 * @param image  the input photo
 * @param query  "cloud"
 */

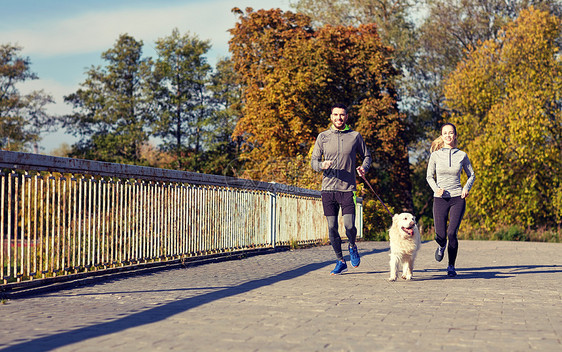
xmin=3 ymin=0 xmax=290 ymax=152
xmin=17 ymin=78 xmax=78 ymax=152
xmin=6 ymin=2 xmax=238 ymax=57
xmin=18 ymin=78 xmax=75 ymax=115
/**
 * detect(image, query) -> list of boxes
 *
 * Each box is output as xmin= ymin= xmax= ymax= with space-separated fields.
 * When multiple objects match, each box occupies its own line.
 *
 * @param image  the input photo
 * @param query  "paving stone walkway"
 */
xmin=0 ymin=240 xmax=561 ymax=351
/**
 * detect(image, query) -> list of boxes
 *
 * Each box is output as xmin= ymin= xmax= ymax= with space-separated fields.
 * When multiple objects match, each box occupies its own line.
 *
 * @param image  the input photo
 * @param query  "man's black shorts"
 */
xmin=321 ymin=191 xmax=356 ymax=216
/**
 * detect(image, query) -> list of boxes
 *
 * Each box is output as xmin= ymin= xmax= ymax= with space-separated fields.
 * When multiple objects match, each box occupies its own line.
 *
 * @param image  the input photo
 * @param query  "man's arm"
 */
xmin=310 ymin=137 xmax=324 ymax=172
xmin=357 ymin=134 xmax=372 ymax=175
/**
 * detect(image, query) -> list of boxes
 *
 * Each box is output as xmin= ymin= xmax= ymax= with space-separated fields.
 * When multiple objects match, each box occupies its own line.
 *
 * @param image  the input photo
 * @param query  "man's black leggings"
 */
xmin=433 ymin=196 xmax=466 ymax=266
xmin=326 ymin=214 xmax=356 ymax=261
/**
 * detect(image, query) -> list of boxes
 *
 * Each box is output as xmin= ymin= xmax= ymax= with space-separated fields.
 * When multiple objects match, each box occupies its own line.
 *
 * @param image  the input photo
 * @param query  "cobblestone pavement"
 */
xmin=0 ymin=240 xmax=561 ymax=352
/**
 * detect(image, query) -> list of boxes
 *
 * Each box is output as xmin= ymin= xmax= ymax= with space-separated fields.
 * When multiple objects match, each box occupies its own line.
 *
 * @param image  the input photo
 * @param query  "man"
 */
xmin=311 ymin=104 xmax=372 ymax=275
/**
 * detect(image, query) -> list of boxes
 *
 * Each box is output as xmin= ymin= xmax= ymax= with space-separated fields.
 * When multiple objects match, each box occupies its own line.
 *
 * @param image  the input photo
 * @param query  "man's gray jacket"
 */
xmin=311 ymin=125 xmax=372 ymax=192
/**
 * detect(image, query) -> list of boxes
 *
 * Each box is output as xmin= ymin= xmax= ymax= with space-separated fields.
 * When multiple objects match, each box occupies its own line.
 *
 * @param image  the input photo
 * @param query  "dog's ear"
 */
xmin=393 ymin=214 xmax=399 ymax=222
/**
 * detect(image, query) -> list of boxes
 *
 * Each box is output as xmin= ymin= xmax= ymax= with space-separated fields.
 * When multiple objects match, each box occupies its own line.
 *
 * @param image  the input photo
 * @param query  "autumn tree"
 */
xmin=444 ymin=7 xmax=562 ymax=230
xmin=290 ymin=0 xmax=419 ymax=70
xmin=0 ymin=44 xmax=55 ymax=152
xmin=413 ymin=0 xmax=561 ymax=133
xmin=64 ymin=34 xmax=152 ymax=164
xmin=403 ymin=0 xmax=562 ymax=226
xmin=229 ymin=8 xmax=412 ymax=228
xmin=149 ymin=29 xmax=214 ymax=170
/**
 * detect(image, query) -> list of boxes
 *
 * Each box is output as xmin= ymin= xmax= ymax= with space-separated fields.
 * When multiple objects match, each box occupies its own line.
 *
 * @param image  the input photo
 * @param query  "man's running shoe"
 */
xmin=349 ymin=245 xmax=360 ymax=268
xmin=330 ymin=260 xmax=348 ymax=275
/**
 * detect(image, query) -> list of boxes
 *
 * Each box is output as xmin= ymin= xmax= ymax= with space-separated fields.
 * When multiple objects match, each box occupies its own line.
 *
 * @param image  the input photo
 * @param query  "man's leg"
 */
xmin=340 ymin=192 xmax=360 ymax=267
xmin=343 ymin=213 xmax=356 ymax=246
xmin=322 ymin=191 xmax=348 ymax=275
xmin=326 ymin=215 xmax=343 ymax=260
xmin=344 ymin=213 xmax=360 ymax=268
xmin=322 ymin=191 xmax=342 ymax=260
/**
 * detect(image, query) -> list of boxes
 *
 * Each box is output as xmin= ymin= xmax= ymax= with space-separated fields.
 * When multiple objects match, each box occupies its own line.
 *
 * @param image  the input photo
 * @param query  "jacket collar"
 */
xmin=330 ymin=124 xmax=351 ymax=132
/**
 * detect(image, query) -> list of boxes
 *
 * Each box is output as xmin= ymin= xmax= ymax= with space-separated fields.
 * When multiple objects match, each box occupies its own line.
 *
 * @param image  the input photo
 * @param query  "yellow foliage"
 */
xmin=445 ymin=7 xmax=562 ymax=230
xmin=228 ymin=8 xmax=412 ymax=232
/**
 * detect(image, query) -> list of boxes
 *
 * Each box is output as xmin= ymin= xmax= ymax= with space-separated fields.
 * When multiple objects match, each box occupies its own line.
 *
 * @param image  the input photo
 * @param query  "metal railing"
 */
xmin=0 ymin=151 xmax=362 ymax=288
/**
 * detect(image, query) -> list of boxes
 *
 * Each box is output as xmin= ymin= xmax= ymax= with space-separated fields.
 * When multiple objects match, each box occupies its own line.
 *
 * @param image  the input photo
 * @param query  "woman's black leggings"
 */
xmin=433 ymin=196 xmax=466 ymax=266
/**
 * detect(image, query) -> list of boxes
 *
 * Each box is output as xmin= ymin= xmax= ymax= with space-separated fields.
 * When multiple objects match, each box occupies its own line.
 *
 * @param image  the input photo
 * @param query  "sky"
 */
xmin=0 ymin=0 xmax=291 ymax=153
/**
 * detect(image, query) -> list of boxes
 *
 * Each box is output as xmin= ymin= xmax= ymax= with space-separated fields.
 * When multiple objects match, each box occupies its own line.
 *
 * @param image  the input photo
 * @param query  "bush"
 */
xmin=364 ymin=230 xmax=389 ymax=241
xmin=362 ymin=198 xmax=393 ymax=241
xmin=459 ymin=224 xmax=561 ymax=242
xmin=419 ymin=224 xmax=435 ymax=242
xmin=491 ymin=225 xmax=529 ymax=241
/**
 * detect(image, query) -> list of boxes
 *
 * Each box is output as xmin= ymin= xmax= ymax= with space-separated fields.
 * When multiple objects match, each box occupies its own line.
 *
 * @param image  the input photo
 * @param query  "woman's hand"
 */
xmin=461 ymin=189 xmax=469 ymax=199
xmin=436 ymin=188 xmax=444 ymax=197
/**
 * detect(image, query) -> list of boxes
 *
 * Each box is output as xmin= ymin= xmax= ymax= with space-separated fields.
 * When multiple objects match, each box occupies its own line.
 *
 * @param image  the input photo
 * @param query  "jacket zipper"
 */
xmin=336 ymin=129 xmax=340 ymax=168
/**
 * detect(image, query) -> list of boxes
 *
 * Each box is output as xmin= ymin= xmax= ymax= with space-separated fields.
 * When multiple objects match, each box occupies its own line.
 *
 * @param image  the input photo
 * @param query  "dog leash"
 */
xmin=359 ymin=173 xmax=393 ymax=218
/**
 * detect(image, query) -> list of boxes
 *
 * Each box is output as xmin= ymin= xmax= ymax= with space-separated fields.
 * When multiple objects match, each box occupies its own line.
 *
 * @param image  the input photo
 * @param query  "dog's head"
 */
xmin=392 ymin=213 xmax=417 ymax=238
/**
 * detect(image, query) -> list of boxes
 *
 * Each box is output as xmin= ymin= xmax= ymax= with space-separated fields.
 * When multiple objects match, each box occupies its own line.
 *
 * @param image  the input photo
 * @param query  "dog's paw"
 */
xmin=389 ymin=276 xmax=397 ymax=282
xmin=402 ymin=274 xmax=413 ymax=280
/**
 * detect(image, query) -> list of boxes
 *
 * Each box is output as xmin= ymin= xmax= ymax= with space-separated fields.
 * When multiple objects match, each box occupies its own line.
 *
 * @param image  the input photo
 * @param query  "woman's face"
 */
xmin=441 ymin=125 xmax=456 ymax=147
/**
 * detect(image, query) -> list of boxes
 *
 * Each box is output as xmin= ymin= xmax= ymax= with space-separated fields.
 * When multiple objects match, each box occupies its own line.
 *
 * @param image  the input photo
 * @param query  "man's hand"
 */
xmin=321 ymin=160 xmax=333 ymax=169
xmin=356 ymin=166 xmax=366 ymax=178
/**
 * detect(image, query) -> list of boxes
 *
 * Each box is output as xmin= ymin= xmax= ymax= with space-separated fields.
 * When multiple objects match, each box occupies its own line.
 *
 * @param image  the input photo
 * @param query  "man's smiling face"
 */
xmin=330 ymin=107 xmax=348 ymax=130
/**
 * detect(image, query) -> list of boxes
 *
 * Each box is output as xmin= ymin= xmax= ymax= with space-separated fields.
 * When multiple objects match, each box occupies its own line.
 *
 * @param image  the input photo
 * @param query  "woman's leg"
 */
xmin=433 ymin=197 xmax=449 ymax=248
xmin=446 ymin=197 xmax=466 ymax=266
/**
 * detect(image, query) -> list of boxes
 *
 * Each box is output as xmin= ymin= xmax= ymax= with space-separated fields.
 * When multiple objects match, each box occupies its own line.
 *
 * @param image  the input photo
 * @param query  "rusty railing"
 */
xmin=0 ymin=151 xmax=362 ymax=288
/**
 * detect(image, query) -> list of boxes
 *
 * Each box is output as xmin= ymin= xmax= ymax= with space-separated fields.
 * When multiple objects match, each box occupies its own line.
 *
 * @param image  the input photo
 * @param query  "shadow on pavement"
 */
xmin=415 ymin=264 xmax=562 ymax=281
xmin=52 ymin=286 xmax=235 ymax=297
xmin=0 ymin=260 xmax=333 ymax=352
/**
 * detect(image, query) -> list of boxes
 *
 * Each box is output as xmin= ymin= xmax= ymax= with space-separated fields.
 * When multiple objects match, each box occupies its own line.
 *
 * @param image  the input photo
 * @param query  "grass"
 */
xmin=422 ymin=224 xmax=560 ymax=243
xmin=363 ymin=223 xmax=561 ymax=243
xmin=289 ymin=238 xmax=300 ymax=250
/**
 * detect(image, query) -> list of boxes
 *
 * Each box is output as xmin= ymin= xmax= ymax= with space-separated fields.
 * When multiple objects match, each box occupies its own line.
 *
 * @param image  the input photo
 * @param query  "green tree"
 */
xmin=200 ymin=57 xmax=244 ymax=176
xmin=63 ymin=34 xmax=152 ymax=164
xmin=149 ymin=29 xmax=214 ymax=170
xmin=444 ymin=7 xmax=562 ymax=230
xmin=0 ymin=44 xmax=55 ymax=152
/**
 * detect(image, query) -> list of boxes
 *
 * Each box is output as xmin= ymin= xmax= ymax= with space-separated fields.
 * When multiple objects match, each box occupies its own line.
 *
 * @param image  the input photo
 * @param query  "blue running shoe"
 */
xmin=349 ymin=244 xmax=360 ymax=268
xmin=330 ymin=260 xmax=348 ymax=275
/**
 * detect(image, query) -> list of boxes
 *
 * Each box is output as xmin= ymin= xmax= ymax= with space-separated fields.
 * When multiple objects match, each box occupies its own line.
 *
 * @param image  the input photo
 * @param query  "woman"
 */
xmin=426 ymin=123 xmax=475 ymax=277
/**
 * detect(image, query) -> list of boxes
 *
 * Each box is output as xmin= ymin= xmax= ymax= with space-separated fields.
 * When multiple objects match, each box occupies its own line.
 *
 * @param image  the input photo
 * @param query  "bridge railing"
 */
xmin=0 ymin=151 xmax=362 ymax=288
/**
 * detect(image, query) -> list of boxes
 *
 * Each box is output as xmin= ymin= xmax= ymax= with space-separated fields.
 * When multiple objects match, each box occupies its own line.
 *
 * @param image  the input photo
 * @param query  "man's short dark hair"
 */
xmin=331 ymin=103 xmax=348 ymax=114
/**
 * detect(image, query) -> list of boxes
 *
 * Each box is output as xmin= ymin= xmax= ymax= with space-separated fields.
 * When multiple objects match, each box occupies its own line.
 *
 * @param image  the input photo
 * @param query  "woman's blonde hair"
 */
xmin=430 ymin=123 xmax=457 ymax=152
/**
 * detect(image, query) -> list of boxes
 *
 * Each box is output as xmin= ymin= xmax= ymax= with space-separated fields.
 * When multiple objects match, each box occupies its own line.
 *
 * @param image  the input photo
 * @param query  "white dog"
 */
xmin=388 ymin=213 xmax=421 ymax=281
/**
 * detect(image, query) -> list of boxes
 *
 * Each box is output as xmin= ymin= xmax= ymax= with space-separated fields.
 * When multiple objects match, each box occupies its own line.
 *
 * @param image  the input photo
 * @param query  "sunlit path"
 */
xmin=1 ymin=240 xmax=560 ymax=351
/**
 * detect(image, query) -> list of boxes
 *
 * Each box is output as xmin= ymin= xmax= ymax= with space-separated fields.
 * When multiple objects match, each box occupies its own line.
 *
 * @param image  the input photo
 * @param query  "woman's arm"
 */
xmin=426 ymin=153 xmax=440 ymax=194
xmin=462 ymin=155 xmax=476 ymax=198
